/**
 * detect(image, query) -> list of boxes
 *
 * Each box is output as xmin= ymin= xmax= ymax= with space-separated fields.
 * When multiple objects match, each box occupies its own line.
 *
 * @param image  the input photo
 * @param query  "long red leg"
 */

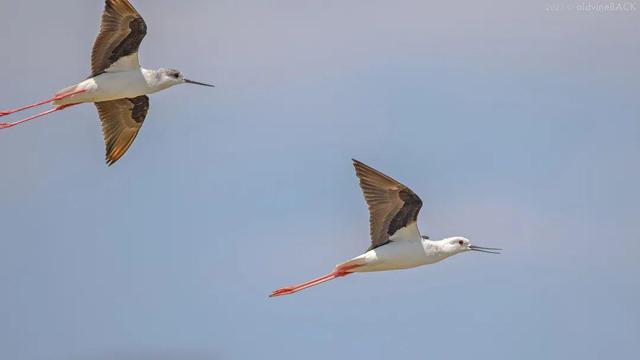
xmin=269 ymin=264 xmax=360 ymax=297
xmin=0 ymin=104 xmax=78 ymax=130
xmin=0 ymin=89 xmax=86 ymax=117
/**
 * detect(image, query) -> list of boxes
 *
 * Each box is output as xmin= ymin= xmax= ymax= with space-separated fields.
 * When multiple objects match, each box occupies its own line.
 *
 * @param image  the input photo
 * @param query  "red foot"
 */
xmin=0 ymin=122 xmax=14 ymax=129
xmin=271 ymin=287 xmax=294 ymax=297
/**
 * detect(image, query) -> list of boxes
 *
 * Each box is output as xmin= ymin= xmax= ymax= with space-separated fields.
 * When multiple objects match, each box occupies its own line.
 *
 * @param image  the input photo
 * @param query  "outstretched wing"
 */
xmin=353 ymin=159 xmax=423 ymax=251
xmin=91 ymin=0 xmax=147 ymax=77
xmin=94 ymin=96 xmax=149 ymax=166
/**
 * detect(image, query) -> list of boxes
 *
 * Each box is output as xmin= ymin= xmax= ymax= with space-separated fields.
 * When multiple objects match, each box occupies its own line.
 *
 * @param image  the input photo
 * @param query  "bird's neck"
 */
xmin=143 ymin=69 xmax=171 ymax=93
xmin=423 ymin=238 xmax=458 ymax=258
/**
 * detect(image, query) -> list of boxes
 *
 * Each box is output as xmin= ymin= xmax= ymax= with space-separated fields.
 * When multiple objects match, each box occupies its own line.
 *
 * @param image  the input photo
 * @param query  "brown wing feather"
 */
xmin=353 ymin=159 xmax=423 ymax=250
xmin=91 ymin=0 xmax=147 ymax=76
xmin=95 ymin=96 xmax=149 ymax=166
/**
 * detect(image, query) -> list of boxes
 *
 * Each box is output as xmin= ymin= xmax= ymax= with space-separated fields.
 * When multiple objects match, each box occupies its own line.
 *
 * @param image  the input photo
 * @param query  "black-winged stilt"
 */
xmin=270 ymin=159 xmax=501 ymax=297
xmin=0 ymin=0 xmax=214 ymax=165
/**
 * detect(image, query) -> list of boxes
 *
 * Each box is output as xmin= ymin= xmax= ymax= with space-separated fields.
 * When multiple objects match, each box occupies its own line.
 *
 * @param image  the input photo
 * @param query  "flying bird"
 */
xmin=0 ymin=0 xmax=214 ymax=165
xmin=270 ymin=159 xmax=501 ymax=297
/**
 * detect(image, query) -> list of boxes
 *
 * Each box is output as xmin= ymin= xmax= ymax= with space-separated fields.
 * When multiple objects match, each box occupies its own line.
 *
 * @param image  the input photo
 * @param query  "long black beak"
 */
xmin=469 ymin=245 xmax=502 ymax=254
xmin=184 ymin=79 xmax=215 ymax=87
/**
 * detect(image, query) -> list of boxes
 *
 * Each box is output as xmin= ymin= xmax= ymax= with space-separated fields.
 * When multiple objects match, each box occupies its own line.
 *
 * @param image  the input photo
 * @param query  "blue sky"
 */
xmin=0 ymin=1 xmax=639 ymax=359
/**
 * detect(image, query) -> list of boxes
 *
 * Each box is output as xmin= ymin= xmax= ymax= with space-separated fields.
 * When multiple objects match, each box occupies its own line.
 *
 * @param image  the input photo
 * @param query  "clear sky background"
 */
xmin=1 ymin=0 xmax=638 ymax=359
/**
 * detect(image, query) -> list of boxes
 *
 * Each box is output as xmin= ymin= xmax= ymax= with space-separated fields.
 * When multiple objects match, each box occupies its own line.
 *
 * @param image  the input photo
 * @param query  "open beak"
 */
xmin=184 ymin=79 xmax=215 ymax=87
xmin=469 ymin=245 xmax=502 ymax=254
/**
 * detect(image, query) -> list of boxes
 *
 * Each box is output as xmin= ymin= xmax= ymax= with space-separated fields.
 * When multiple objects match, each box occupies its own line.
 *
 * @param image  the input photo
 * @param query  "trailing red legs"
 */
xmin=0 ymin=104 xmax=78 ymax=129
xmin=0 ymin=89 xmax=86 ymax=117
xmin=0 ymin=89 xmax=86 ymax=129
xmin=269 ymin=264 xmax=360 ymax=297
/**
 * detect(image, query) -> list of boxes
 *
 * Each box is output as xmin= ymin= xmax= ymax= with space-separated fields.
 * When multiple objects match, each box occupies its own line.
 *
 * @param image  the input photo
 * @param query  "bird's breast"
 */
xmin=355 ymin=240 xmax=440 ymax=272
xmin=86 ymin=71 xmax=152 ymax=103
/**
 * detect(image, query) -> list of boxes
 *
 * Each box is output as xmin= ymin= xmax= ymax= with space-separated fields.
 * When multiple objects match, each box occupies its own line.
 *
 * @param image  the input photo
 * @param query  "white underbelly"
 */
xmin=54 ymin=71 xmax=151 ymax=105
xmin=354 ymin=240 xmax=445 ymax=272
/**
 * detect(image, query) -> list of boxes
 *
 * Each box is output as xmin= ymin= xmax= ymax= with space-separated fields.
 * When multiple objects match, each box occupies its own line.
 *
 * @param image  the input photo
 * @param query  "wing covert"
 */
xmin=353 ymin=159 xmax=423 ymax=250
xmin=94 ymin=96 xmax=149 ymax=166
xmin=91 ymin=0 xmax=147 ymax=77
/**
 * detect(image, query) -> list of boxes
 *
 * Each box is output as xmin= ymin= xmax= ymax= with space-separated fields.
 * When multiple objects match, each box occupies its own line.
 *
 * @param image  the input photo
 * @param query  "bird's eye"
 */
xmin=173 ymin=73 xmax=180 ymax=78
xmin=458 ymin=240 xmax=464 ymax=246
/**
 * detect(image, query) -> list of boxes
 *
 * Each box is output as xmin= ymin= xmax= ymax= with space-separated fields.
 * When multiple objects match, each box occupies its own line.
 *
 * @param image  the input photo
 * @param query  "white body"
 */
xmin=334 ymin=223 xmax=472 ymax=273
xmin=53 ymin=68 xmax=170 ymax=106
xmin=345 ymin=238 xmax=458 ymax=273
